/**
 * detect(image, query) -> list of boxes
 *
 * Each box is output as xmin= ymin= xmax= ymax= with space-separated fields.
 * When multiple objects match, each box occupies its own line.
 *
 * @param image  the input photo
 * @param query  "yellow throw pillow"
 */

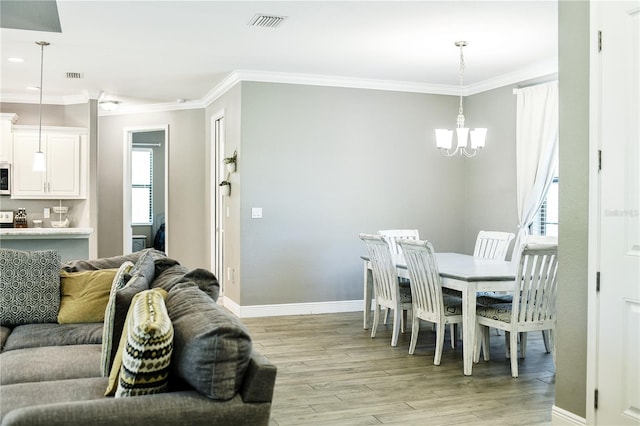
xmin=58 ymin=269 xmax=118 ymax=323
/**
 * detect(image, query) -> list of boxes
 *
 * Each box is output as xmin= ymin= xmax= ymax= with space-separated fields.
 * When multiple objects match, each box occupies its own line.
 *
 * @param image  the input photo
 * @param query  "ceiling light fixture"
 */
xmin=8 ymin=57 xmax=24 ymax=63
xmin=435 ymin=41 xmax=487 ymax=157
xmin=99 ymin=100 xmax=121 ymax=111
xmin=33 ymin=41 xmax=50 ymax=172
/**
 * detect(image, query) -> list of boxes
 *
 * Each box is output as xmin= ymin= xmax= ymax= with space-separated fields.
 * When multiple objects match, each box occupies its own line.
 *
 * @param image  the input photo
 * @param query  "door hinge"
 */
xmin=598 ymin=150 xmax=602 ymax=171
xmin=596 ymin=271 xmax=600 ymax=292
xmin=598 ymin=30 xmax=602 ymax=52
xmin=594 ymin=389 xmax=599 ymax=409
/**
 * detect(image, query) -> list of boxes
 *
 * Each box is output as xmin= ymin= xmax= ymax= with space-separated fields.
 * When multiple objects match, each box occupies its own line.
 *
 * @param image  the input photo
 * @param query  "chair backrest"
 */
xmin=473 ymin=230 xmax=515 ymax=260
xmin=397 ymin=239 xmax=444 ymax=322
xmin=512 ymin=243 xmax=558 ymax=325
xmin=378 ymin=229 xmax=420 ymax=256
xmin=360 ymin=233 xmax=400 ymax=305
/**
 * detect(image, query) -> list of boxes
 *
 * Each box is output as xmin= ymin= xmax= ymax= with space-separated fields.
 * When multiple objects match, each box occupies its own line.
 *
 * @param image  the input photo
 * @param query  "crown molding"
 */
xmin=1 ymin=60 xmax=558 ymax=114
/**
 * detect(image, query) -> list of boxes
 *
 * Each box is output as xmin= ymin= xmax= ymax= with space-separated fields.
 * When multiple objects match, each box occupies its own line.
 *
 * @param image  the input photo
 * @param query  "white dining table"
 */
xmin=362 ymin=252 xmax=516 ymax=376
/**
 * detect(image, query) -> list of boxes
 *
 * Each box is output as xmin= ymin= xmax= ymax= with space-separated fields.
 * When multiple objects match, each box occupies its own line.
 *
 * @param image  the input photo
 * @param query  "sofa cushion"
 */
xmin=2 ymin=323 xmax=102 ymax=352
xmin=1 ymin=325 xmax=10 ymax=351
xmin=0 ymin=249 xmax=61 ymax=326
xmin=0 ymin=344 xmax=102 ymax=385
xmin=166 ymin=283 xmax=252 ymax=400
xmin=58 ymin=269 xmax=117 ymax=324
xmin=61 ymin=248 xmax=166 ymax=272
xmin=100 ymin=252 xmax=155 ymax=377
xmin=105 ymin=289 xmax=173 ymax=397
xmin=152 ymin=258 xmax=220 ymax=301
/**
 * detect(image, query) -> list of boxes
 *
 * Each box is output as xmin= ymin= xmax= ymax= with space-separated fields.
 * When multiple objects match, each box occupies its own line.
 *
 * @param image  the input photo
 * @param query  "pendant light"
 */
xmin=435 ymin=41 xmax=487 ymax=157
xmin=33 ymin=41 xmax=50 ymax=172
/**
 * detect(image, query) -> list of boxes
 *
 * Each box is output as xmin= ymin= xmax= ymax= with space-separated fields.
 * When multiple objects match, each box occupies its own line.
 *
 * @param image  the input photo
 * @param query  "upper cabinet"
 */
xmin=12 ymin=126 xmax=88 ymax=199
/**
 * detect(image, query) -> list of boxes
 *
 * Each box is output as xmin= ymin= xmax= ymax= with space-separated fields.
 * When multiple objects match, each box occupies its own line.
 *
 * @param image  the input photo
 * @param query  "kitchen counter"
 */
xmin=0 ymin=227 xmax=93 ymax=239
xmin=0 ymin=228 xmax=93 ymax=261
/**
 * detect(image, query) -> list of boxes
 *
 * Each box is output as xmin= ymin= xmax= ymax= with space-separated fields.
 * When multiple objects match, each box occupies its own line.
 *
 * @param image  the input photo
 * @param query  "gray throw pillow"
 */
xmin=0 ymin=249 xmax=60 ymax=326
xmin=101 ymin=250 xmax=156 ymax=376
xmin=166 ymin=283 xmax=252 ymax=400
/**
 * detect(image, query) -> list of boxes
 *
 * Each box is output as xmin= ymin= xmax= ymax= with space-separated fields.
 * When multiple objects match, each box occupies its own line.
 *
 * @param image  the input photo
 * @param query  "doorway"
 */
xmin=123 ymin=125 xmax=169 ymax=255
xmin=211 ymin=112 xmax=225 ymax=297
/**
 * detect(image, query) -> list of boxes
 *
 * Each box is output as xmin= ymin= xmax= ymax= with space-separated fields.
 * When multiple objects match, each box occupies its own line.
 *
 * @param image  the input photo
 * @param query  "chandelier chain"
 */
xmin=458 ymin=43 xmax=465 ymax=116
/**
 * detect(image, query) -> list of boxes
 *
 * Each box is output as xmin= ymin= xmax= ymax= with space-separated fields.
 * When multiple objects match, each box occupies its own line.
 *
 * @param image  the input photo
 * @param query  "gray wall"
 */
xmin=97 ymin=109 xmax=206 ymax=269
xmin=464 ymin=85 xmax=519 ymax=256
xmin=238 ymin=82 xmax=466 ymax=306
xmin=555 ymin=0 xmax=589 ymax=417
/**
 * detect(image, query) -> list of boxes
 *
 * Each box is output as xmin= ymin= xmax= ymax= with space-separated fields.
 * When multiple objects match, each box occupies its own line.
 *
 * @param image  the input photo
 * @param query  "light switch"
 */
xmin=251 ymin=208 xmax=263 ymax=219
xmin=44 ymin=208 xmax=50 ymax=219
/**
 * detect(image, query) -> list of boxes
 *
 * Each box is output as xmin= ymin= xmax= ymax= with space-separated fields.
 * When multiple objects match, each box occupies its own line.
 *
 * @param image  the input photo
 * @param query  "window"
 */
xmin=131 ymin=148 xmax=153 ymax=225
xmin=530 ymin=175 xmax=559 ymax=237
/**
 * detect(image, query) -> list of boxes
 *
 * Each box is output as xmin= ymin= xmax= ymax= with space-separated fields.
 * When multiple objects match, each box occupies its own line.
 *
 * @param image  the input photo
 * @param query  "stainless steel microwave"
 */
xmin=0 ymin=162 xmax=11 ymax=195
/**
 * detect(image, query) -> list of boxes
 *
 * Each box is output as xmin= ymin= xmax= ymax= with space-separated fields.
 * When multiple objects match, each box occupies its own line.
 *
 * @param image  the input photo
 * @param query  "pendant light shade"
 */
xmin=33 ymin=41 xmax=50 ymax=172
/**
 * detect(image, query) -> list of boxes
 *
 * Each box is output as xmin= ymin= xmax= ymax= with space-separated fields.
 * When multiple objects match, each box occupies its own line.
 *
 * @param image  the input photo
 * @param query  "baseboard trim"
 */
xmin=551 ymin=406 xmax=586 ymax=425
xmin=220 ymin=297 xmax=364 ymax=318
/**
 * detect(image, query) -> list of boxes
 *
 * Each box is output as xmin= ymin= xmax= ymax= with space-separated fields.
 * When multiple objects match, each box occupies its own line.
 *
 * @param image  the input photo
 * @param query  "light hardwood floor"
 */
xmin=242 ymin=311 xmax=555 ymax=426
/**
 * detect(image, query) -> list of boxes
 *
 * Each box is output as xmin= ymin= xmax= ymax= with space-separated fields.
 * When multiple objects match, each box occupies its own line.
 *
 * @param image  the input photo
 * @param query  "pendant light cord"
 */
xmin=36 ymin=41 xmax=49 ymax=153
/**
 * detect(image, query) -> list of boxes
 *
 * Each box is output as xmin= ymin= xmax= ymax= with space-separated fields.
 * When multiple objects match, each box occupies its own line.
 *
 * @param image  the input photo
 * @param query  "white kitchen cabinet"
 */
xmin=12 ymin=126 xmax=87 ymax=199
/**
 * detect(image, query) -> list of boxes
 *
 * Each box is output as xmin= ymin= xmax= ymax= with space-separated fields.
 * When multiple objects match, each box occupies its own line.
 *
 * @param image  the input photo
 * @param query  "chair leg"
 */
xmin=383 ymin=308 xmax=389 ymax=325
xmin=520 ymin=332 xmax=527 ymax=359
xmin=401 ymin=309 xmax=407 ymax=333
xmin=509 ymin=330 xmax=519 ymax=378
xmin=542 ymin=330 xmax=551 ymax=353
xmin=409 ymin=316 xmax=420 ymax=355
xmin=473 ymin=324 xmax=483 ymax=363
xmin=482 ymin=326 xmax=491 ymax=361
xmin=391 ymin=307 xmax=401 ymax=347
xmin=434 ymin=322 xmax=445 ymax=366
xmin=371 ymin=304 xmax=380 ymax=338
xmin=504 ymin=331 xmax=510 ymax=358
xmin=449 ymin=324 xmax=456 ymax=348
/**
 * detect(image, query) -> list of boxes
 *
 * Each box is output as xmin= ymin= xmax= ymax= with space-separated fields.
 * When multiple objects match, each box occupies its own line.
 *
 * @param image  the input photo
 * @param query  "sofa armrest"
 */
xmin=2 ymin=391 xmax=272 ymax=426
xmin=240 ymin=351 xmax=277 ymax=403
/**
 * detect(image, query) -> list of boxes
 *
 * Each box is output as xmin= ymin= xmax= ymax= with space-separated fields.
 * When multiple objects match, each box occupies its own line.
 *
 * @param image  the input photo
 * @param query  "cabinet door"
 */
xmin=47 ymin=133 xmax=80 ymax=197
xmin=12 ymin=132 xmax=46 ymax=196
xmin=12 ymin=131 xmax=83 ymax=199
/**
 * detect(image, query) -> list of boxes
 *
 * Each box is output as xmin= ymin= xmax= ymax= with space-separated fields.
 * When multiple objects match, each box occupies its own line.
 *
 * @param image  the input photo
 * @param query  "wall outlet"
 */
xmin=227 ymin=267 xmax=234 ymax=283
xmin=43 ymin=208 xmax=50 ymax=219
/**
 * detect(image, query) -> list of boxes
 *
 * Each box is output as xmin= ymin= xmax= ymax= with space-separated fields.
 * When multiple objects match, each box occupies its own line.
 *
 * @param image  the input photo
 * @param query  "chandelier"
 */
xmin=435 ymin=41 xmax=487 ymax=157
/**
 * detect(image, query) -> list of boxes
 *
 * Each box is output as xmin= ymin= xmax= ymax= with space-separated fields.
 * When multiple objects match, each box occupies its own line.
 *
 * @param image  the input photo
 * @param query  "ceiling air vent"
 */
xmin=248 ymin=14 xmax=287 ymax=28
xmin=65 ymin=72 xmax=83 ymax=79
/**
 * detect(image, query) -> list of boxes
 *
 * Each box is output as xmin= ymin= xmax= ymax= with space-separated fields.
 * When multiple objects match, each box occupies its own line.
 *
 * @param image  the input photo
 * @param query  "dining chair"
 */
xmin=377 ymin=229 xmax=419 ymax=322
xmin=378 ymin=229 xmax=420 ymax=258
xmin=474 ymin=230 xmax=516 ymax=261
xmin=359 ymin=233 xmax=412 ymax=347
xmin=397 ymin=239 xmax=463 ymax=365
xmin=473 ymin=242 xmax=558 ymax=378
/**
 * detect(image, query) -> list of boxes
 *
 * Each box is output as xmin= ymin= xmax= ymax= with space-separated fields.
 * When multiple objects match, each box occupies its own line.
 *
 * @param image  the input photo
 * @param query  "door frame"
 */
xmin=122 ymin=125 xmax=169 ymax=256
xmin=210 ymin=111 xmax=225 ymax=297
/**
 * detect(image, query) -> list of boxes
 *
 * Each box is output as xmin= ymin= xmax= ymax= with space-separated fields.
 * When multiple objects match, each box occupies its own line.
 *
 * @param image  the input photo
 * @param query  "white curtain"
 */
xmin=513 ymin=81 xmax=559 ymax=259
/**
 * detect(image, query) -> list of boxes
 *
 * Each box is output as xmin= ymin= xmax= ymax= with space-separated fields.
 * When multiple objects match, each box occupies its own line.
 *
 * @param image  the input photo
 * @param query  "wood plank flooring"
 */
xmin=242 ymin=311 xmax=555 ymax=426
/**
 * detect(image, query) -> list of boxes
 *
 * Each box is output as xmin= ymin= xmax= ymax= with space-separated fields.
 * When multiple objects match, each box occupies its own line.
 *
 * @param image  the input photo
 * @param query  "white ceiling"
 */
xmin=0 ymin=0 xmax=558 ymax=109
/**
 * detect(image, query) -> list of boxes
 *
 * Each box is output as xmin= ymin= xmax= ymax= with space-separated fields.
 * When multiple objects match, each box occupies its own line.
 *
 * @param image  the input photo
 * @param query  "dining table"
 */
xmin=361 ymin=252 xmax=516 ymax=375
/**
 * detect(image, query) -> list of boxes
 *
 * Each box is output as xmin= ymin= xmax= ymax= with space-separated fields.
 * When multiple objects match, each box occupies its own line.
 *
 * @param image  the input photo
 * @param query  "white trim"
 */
xmin=552 ymin=406 xmax=587 ymax=425
xmin=586 ymin=3 xmax=602 ymax=424
xmin=1 ymin=60 xmax=558 ymax=112
xmin=220 ymin=297 xmax=364 ymax=318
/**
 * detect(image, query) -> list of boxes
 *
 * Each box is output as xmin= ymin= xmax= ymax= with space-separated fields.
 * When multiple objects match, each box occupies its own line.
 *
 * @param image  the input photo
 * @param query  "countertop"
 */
xmin=0 ymin=227 xmax=94 ymax=239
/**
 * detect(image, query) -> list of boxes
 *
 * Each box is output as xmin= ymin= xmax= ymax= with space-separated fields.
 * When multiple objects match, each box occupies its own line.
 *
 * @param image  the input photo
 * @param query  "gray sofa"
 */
xmin=0 ymin=249 xmax=276 ymax=426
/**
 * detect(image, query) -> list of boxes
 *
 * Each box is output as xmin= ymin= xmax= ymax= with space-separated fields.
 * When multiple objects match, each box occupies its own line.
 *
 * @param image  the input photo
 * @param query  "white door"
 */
xmin=596 ymin=1 xmax=640 ymax=424
xmin=212 ymin=114 xmax=226 ymax=297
